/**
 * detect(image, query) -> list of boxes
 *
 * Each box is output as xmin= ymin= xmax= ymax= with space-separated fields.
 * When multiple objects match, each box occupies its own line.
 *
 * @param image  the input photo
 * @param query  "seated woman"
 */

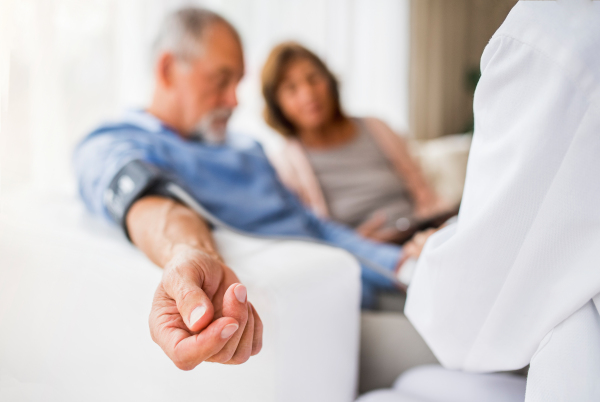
xmin=261 ymin=42 xmax=446 ymax=243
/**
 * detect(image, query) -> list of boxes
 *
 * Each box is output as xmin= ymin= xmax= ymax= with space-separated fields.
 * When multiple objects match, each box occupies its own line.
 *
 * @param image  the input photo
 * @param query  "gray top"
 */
xmin=305 ymin=119 xmax=414 ymax=228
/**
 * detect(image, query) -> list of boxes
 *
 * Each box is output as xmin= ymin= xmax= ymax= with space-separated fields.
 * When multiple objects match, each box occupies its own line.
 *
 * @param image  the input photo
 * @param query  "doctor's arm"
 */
xmin=126 ymin=196 xmax=263 ymax=370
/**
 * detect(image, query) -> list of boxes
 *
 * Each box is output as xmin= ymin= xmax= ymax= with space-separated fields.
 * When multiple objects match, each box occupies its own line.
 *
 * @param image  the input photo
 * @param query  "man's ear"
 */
xmin=155 ymin=52 xmax=177 ymax=89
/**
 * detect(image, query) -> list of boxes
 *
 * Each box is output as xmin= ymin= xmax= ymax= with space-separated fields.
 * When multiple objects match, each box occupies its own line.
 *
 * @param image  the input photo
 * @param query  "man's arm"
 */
xmin=306 ymin=211 xmax=403 ymax=272
xmin=127 ymin=196 xmax=262 ymax=370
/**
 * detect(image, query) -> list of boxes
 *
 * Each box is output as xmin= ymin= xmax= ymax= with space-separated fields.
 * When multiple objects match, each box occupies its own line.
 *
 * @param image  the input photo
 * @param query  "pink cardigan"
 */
xmin=268 ymin=117 xmax=441 ymax=220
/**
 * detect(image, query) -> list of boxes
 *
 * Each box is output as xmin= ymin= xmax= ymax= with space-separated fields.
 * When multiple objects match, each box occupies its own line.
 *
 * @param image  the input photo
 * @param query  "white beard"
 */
xmin=191 ymin=108 xmax=233 ymax=144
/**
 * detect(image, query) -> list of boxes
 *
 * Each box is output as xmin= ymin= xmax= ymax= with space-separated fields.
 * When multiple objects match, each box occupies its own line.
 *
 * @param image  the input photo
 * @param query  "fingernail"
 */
xmin=190 ymin=305 xmax=207 ymax=326
xmin=234 ymin=284 xmax=247 ymax=303
xmin=221 ymin=323 xmax=239 ymax=339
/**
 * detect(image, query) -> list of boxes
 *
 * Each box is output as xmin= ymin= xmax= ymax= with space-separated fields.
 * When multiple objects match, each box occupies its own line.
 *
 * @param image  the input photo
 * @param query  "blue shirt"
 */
xmin=74 ymin=110 xmax=401 ymax=306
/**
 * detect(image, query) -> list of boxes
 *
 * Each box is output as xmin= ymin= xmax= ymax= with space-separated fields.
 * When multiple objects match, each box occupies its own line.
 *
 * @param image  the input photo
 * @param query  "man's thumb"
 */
xmin=164 ymin=277 xmax=215 ymax=332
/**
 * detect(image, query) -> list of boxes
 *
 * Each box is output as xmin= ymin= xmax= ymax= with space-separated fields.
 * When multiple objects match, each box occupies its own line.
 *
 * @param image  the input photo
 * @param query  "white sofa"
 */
xmin=0 ymin=190 xmax=361 ymax=402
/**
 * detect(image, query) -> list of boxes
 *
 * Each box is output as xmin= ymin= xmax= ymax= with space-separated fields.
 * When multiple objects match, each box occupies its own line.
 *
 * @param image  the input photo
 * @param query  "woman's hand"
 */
xmin=356 ymin=211 xmax=400 ymax=243
xmin=414 ymin=198 xmax=453 ymax=220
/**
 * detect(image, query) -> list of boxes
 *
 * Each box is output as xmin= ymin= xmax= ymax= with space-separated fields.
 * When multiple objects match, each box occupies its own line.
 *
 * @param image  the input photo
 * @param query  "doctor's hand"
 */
xmin=149 ymin=246 xmax=263 ymax=370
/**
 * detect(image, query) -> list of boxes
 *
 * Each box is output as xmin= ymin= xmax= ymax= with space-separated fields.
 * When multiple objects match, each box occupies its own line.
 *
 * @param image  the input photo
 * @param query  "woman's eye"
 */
xmin=307 ymin=73 xmax=325 ymax=86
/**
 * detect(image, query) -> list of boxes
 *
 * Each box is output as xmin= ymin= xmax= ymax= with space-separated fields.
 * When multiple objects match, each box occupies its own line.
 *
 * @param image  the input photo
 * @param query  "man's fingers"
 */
xmin=225 ymin=303 xmax=255 ymax=364
xmin=414 ymin=232 xmax=428 ymax=245
xmin=149 ymin=284 xmax=240 ymax=371
xmin=404 ymin=243 xmax=416 ymax=255
xmin=163 ymin=272 xmax=215 ymax=332
xmin=250 ymin=303 xmax=263 ymax=356
xmin=169 ymin=317 xmax=240 ymax=370
xmin=207 ymin=283 xmax=249 ymax=363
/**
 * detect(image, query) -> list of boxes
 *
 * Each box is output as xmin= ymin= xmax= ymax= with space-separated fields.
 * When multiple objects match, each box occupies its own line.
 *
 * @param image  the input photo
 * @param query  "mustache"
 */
xmin=192 ymin=108 xmax=234 ymax=144
xmin=205 ymin=108 xmax=233 ymax=121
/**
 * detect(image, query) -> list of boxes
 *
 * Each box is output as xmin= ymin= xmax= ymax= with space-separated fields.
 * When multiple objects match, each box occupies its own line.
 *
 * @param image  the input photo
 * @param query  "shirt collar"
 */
xmin=121 ymin=109 xmax=167 ymax=134
xmin=119 ymin=108 xmax=244 ymax=148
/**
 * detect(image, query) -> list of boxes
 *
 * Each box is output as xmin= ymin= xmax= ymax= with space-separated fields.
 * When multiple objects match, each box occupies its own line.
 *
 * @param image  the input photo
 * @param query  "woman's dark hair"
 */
xmin=261 ymin=42 xmax=344 ymax=137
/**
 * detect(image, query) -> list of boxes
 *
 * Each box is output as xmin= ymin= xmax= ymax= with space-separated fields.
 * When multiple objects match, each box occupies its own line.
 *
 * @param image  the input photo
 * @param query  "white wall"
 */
xmin=0 ymin=0 xmax=410 ymax=192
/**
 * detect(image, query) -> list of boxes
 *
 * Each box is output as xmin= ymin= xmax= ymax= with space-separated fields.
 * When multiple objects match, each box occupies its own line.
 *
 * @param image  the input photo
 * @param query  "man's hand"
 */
xmin=127 ymin=196 xmax=263 ymax=370
xmin=403 ymin=228 xmax=438 ymax=260
xmin=150 ymin=245 xmax=263 ymax=370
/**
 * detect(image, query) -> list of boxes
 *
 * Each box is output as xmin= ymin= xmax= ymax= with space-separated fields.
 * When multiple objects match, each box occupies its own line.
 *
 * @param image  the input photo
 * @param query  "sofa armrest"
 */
xmin=0 ymin=192 xmax=361 ymax=402
xmin=411 ymin=133 xmax=472 ymax=205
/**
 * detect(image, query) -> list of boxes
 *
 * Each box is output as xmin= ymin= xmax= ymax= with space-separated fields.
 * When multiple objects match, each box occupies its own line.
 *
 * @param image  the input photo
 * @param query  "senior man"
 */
xmin=74 ymin=7 xmax=406 ymax=371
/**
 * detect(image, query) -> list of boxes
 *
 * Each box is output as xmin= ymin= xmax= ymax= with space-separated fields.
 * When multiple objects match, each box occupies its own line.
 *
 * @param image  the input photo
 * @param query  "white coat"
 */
xmin=405 ymin=0 xmax=600 ymax=400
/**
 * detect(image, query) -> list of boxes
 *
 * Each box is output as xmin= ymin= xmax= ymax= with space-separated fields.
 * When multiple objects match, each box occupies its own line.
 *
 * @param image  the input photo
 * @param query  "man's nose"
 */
xmin=223 ymin=84 xmax=238 ymax=109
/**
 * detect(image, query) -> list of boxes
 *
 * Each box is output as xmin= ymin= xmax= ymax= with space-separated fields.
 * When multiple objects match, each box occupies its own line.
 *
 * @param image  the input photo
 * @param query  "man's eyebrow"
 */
xmin=210 ymin=65 xmax=243 ymax=80
xmin=222 ymin=68 xmax=244 ymax=80
xmin=214 ymin=68 xmax=231 ymax=75
xmin=213 ymin=68 xmax=235 ymax=77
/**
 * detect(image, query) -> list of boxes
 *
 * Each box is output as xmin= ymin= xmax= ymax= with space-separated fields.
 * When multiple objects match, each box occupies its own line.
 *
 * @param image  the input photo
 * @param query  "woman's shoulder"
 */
xmin=265 ymin=136 xmax=305 ymax=173
xmin=352 ymin=116 xmax=402 ymax=140
xmin=353 ymin=116 xmax=396 ymax=131
xmin=353 ymin=116 xmax=383 ymax=125
xmin=276 ymin=136 xmax=304 ymax=156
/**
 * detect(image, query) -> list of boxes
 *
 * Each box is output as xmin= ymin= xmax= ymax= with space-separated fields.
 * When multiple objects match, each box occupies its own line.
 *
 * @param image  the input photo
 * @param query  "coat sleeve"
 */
xmin=405 ymin=31 xmax=600 ymax=372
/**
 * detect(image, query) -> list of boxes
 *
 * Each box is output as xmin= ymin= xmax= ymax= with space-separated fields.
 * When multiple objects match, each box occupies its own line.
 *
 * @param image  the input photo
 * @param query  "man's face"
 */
xmin=171 ymin=23 xmax=244 ymax=141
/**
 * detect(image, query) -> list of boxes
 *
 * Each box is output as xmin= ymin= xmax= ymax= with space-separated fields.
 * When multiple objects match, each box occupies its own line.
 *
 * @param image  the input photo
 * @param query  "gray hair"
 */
xmin=152 ymin=7 xmax=239 ymax=64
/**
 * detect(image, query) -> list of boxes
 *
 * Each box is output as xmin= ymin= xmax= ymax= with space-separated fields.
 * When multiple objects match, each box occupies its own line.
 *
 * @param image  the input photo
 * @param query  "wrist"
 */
xmin=163 ymin=243 xmax=223 ymax=269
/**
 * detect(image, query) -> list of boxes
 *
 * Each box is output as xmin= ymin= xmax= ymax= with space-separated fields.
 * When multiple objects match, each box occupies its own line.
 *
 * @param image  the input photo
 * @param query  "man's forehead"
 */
xmin=201 ymin=23 xmax=244 ymax=68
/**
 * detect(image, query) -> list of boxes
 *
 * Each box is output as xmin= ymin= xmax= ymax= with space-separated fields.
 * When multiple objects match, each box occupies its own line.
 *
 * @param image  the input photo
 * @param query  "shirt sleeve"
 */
xmin=73 ymin=130 xmax=156 ymax=222
xmin=305 ymin=210 xmax=402 ymax=283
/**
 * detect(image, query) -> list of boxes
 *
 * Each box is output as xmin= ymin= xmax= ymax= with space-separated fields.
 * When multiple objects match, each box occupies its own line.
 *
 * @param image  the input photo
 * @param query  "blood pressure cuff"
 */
xmin=104 ymin=160 xmax=177 ymax=241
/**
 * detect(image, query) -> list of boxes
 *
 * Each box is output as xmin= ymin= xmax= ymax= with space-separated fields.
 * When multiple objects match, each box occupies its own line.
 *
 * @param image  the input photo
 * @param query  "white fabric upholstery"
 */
xmin=0 ymin=191 xmax=361 ymax=402
xmin=357 ymin=365 xmax=526 ymax=402
xmin=413 ymin=133 xmax=472 ymax=206
xmin=358 ymin=312 xmax=437 ymax=393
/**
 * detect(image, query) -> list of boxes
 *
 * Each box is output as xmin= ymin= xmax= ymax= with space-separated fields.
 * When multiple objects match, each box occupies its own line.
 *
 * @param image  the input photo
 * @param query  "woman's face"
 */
xmin=276 ymin=57 xmax=335 ymax=132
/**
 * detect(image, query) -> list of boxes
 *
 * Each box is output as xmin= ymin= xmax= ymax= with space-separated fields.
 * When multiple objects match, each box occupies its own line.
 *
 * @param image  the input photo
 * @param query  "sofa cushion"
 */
xmin=0 ymin=190 xmax=361 ymax=402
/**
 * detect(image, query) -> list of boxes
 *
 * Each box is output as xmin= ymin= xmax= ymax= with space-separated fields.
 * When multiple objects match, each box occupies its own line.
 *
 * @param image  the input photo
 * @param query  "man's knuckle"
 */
xmin=228 ymin=355 xmax=249 ymax=365
xmin=173 ymin=357 xmax=198 ymax=371
xmin=230 ymin=349 xmax=251 ymax=364
xmin=208 ymin=353 xmax=229 ymax=364
xmin=252 ymin=342 xmax=263 ymax=355
xmin=214 ymin=348 xmax=236 ymax=363
xmin=178 ymin=287 xmax=199 ymax=305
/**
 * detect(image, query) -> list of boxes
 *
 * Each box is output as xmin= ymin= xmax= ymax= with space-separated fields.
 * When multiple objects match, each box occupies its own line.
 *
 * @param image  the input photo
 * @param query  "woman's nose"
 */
xmin=296 ymin=82 xmax=316 ymax=102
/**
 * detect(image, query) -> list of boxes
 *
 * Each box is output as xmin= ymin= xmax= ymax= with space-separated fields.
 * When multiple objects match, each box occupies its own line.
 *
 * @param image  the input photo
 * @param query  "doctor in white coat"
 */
xmin=360 ymin=0 xmax=600 ymax=401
